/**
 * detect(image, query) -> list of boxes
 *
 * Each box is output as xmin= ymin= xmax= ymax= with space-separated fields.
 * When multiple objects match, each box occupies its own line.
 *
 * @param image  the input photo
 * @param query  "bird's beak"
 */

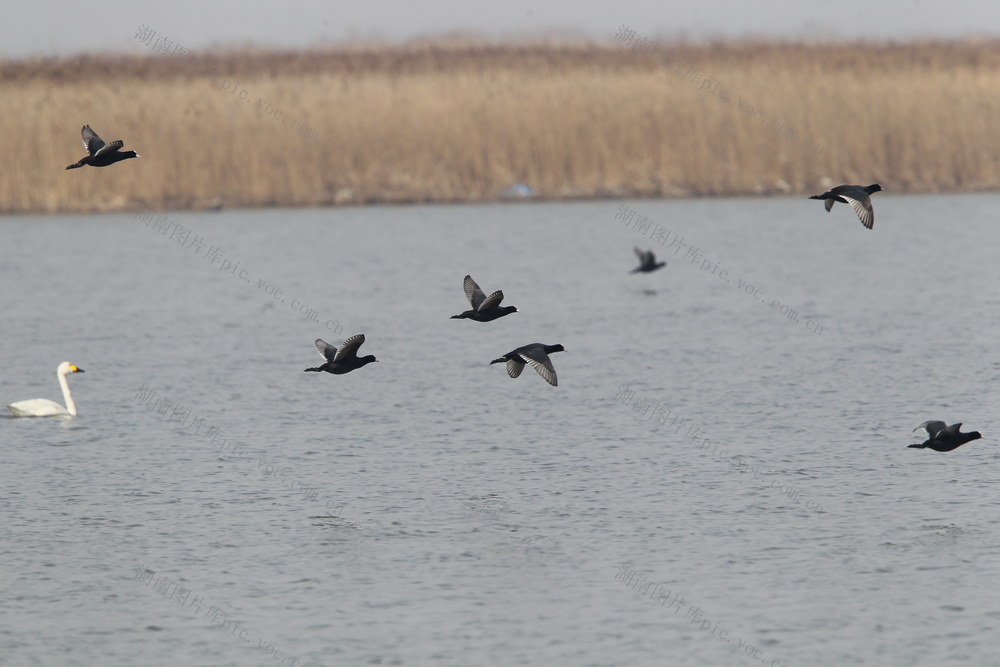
xmin=72 ymin=366 xmax=85 ymax=373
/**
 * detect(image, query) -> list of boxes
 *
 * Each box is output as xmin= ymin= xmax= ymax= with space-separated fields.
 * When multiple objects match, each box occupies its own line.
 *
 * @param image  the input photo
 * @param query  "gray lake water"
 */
xmin=2 ymin=195 xmax=999 ymax=666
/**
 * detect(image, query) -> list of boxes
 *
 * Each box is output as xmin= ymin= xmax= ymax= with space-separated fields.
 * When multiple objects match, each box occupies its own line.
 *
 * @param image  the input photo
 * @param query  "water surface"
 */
xmin=2 ymin=195 xmax=999 ymax=666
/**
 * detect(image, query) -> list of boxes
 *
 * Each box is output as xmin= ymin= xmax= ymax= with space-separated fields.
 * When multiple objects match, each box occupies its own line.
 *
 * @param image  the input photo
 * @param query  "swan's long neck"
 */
xmin=58 ymin=368 xmax=77 ymax=416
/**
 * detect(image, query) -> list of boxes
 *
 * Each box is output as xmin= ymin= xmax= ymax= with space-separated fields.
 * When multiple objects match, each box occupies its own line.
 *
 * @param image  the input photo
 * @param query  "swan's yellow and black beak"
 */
xmin=70 ymin=365 xmax=85 ymax=373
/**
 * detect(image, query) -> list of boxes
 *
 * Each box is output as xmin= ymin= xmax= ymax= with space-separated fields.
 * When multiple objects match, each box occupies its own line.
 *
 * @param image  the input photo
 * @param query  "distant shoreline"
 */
xmin=4 ymin=187 xmax=1000 ymax=220
xmin=2 ymin=39 xmax=998 ymax=215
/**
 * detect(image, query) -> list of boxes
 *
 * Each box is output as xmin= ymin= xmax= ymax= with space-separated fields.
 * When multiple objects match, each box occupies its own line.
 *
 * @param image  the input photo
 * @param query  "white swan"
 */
xmin=7 ymin=362 xmax=86 ymax=417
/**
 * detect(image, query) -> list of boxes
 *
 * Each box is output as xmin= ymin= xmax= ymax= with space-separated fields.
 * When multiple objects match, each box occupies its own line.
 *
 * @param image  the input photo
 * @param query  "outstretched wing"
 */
xmin=506 ymin=358 xmax=525 ymax=378
xmin=840 ymin=193 xmax=874 ymax=229
xmin=463 ymin=275 xmax=487 ymax=310
xmin=315 ymin=338 xmax=337 ymax=361
xmin=334 ymin=334 xmax=365 ymax=361
xmin=634 ymin=247 xmax=650 ymax=264
xmin=94 ymin=139 xmax=124 ymax=157
xmin=81 ymin=125 xmax=106 ymax=156
xmin=518 ymin=349 xmax=558 ymax=386
xmin=478 ymin=290 xmax=505 ymax=312
xmin=914 ymin=420 xmax=947 ymax=438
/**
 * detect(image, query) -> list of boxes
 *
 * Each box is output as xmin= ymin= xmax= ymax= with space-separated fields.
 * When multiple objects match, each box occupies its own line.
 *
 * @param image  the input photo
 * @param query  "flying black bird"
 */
xmin=304 ymin=335 xmax=378 ymax=374
xmin=450 ymin=275 xmax=518 ymax=322
xmin=808 ymin=184 xmax=881 ymax=229
xmin=631 ymin=247 xmax=666 ymax=273
xmin=66 ymin=125 xmax=140 ymax=169
xmin=491 ymin=343 xmax=565 ymax=386
xmin=908 ymin=420 xmax=982 ymax=452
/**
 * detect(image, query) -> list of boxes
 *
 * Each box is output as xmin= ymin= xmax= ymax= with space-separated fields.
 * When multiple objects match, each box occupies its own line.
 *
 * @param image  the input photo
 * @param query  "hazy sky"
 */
xmin=4 ymin=0 xmax=999 ymax=58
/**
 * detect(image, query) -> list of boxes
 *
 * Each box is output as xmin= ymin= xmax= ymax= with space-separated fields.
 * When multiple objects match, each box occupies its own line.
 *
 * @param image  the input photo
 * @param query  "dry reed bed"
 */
xmin=1 ymin=40 xmax=999 ymax=213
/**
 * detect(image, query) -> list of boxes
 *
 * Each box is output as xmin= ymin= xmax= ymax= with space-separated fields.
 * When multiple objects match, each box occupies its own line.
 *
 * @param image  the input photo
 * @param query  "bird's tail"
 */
xmin=808 ymin=195 xmax=823 ymax=200
xmin=304 ymin=367 xmax=322 ymax=372
xmin=65 ymin=162 xmax=84 ymax=170
xmin=449 ymin=314 xmax=464 ymax=319
xmin=490 ymin=358 xmax=506 ymax=365
xmin=907 ymin=443 xmax=927 ymax=448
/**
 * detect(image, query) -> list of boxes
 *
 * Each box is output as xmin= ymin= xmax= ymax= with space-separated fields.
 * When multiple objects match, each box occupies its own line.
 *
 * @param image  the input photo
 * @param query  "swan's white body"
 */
xmin=7 ymin=361 xmax=85 ymax=417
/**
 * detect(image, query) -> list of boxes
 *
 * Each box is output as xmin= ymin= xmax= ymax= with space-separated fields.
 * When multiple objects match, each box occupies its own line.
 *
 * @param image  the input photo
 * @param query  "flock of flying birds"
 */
xmin=301 ymin=274 xmax=566 ymax=386
xmin=6 ymin=125 xmax=985 ymax=451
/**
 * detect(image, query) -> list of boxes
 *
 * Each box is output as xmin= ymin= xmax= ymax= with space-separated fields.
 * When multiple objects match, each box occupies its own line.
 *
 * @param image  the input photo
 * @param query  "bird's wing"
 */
xmin=646 ymin=250 xmax=658 ymax=264
xmin=634 ymin=247 xmax=653 ymax=265
xmin=840 ymin=193 xmax=874 ymax=229
xmin=81 ymin=125 xmax=106 ymax=156
xmin=94 ymin=139 xmax=124 ymax=157
xmin=914 ymin=420 xmax=947 ymax=438
xmin=463 ymin=275 xmax=486 ymax=310
xmin=824 ymin=198 xmax=835 ymax=212
xmin=334 ymin=334 xmax=365 ymax=361
xmin=478 ymin=290 xmax=505 ymax=312
xmin=506 ymin=358 xmax=525 ymax=378
xmin=518 ymin=349 xmax=558 ymax=386
xmin=315 ymin=338 xmax=337 ymax=361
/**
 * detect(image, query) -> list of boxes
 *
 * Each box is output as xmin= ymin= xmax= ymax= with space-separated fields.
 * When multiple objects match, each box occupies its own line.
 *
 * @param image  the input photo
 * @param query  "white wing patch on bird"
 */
xmin=519 ymin=351 xmax=558 ymax=386
xmin=840 ymin=194 xmax=874 ymax=229
xmin=314 ymin=338 xmax=337 ymax=361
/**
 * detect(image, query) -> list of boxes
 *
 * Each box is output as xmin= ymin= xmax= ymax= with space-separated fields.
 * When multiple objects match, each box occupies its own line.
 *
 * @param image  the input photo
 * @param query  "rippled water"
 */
xmin=2 ymin=195 xmax=999 ymax=666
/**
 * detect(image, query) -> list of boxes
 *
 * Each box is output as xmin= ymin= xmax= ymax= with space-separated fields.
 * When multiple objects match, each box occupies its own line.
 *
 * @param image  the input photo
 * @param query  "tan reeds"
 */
xmin=1 ymin=40 xmax=998 ymax=213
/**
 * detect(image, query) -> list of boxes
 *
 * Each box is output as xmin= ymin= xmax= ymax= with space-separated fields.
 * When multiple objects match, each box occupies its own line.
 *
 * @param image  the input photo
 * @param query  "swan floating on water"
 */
xmin=7 ymin=362 xmax=86 ymax=417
